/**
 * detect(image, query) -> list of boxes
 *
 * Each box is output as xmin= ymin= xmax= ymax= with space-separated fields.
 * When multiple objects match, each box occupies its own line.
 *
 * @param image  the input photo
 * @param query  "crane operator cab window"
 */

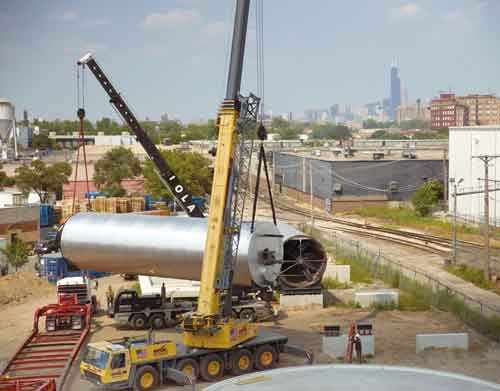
xmin=111 ymin=353 xmax=126 ymax=369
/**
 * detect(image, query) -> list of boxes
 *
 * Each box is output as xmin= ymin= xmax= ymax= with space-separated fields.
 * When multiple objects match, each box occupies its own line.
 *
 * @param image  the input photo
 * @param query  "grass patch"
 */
xmin=445 ymin=265 xmax=499 ymax=295
xmin=321 ymin=276 xmax=349 ymax=289
xmin=334 ymin=252 xmax=373 ymax=284
xmin=353 ymin=206 xmax=479 ymax=235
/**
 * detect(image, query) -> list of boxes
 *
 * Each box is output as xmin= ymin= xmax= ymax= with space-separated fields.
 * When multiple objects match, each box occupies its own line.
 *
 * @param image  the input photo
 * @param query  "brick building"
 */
xmin=430 ymin=93 xmax=500 ymax=130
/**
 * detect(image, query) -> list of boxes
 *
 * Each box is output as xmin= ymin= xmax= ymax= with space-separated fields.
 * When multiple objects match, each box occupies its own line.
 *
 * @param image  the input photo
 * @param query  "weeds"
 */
xmin=445 ymin=264 xmax=495 ymax=291
xmin=322 ymin=276 xmax=349 ymax=289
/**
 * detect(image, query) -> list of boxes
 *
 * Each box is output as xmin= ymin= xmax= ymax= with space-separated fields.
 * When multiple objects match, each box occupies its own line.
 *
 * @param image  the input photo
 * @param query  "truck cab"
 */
xmin=80 ymin=336 xmax=176 ymax=390
xmin=110 ymin=289 xmax=163 ymax=317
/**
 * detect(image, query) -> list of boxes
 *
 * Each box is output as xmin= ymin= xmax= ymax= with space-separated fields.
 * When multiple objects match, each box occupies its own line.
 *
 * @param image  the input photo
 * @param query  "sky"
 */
xmin=1 ymin=0 xmax=499 ymax=123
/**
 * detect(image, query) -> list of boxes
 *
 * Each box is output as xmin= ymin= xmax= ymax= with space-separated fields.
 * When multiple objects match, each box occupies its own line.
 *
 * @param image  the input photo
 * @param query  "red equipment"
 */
xmin=0 ymin=294 xmax=90 ymax=390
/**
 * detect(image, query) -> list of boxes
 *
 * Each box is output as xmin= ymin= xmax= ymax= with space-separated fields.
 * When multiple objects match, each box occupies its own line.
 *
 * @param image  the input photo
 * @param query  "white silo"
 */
xmin=0 ymin=99 xmax=18 ymax=160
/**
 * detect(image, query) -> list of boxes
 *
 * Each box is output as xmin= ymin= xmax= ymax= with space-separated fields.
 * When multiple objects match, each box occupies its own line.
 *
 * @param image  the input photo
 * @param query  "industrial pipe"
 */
xmin=60 ymin=214 xmax=327 ymax=289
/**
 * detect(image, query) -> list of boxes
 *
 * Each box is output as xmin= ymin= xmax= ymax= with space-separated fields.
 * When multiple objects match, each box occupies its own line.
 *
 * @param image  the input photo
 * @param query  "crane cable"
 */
xmin=72 ymin=64 xmax=91 ymax=215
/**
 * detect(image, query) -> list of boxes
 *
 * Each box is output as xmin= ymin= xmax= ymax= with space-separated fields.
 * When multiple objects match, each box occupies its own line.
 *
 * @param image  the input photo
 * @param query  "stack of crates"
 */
xmin=90 ymin=197 xmax=106 ymax=212
xmin=131 ymin=197 xmax=146 ymax=212
xmin=105 ymin=198 xmax=118 ymax=213
xmin=117 ymin=198 xmax=131 ymax=213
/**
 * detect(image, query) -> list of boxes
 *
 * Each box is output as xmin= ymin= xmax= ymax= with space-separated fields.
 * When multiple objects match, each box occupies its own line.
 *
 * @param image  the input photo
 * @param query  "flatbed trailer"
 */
xmin=80 ymin=330 xmax=312 ymax=390
xmin=0 ymin=298 xmax=91 ymax=390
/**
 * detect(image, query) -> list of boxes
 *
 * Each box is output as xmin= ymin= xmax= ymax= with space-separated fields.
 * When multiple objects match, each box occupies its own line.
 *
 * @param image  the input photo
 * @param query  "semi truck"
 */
xmin=110 ymin=288 xmax=275 ymax=330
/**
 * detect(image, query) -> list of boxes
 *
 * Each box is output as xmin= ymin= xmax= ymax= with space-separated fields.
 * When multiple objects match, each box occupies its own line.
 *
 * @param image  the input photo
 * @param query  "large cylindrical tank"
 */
xmin=60 ymin=213 xmax=283 ymax=288
xmin=278 ymin=223 xmax=327 ymax=289
xmin=0 ymin=99 xmax=15 ymax=143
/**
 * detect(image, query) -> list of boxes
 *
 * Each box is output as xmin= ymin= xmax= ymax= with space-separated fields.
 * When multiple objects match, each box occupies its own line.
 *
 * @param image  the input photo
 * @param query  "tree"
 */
xmin=1 ymin=241 xmax=31 ymax=271
xmin=311 ymin=124 xmax=351 ymax=140
xmin=0 ymin=163 xmax=15 ymax=190
xmin=143 ymin=150 xmax=213 ymax=200
xmin=411 ymin=179 xmax=444 ymax=216
xmin=363 ymin=119 xmax=394 ymax=129
xmin=31 ymin=132 xmax=56 ymax=150
xmin=93 ymin=147 xmax=141 ymax=196
xmin=15 ymin=160 xmax=72 ymax=203
xmin=370 ymin=130 xmax=408 ymax=140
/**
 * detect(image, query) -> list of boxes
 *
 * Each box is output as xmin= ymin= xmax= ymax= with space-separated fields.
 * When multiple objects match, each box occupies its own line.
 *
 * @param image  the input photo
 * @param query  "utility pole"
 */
xmin=472 ymin=155 xmax=500 ymax=281
xmin=310 ymin=159 xmax=314 ymax=228
xmin=443 ymin=149 xmax=448 ymax=205
xmin=450 ymin=177 xmax=463 ymax=264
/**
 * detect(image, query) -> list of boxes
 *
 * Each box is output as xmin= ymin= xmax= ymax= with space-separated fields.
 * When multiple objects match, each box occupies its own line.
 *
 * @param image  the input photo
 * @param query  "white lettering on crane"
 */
xmin=175 ymin=185 xmax=183 ymax=193
xmin=181 ymin=194 xmax=189 ymax=202
xmin=169 ymin=175 xmax=176 ymax=181
xmin=187 ymin=205 xmax=196 ymax=213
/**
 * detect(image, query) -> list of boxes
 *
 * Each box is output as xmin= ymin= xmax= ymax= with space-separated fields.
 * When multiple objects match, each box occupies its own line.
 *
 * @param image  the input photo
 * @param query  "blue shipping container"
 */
xmin=40 ymin=204 xmax=56 ymax=227
xmin=40 ymin=253 xmax=107 ymax=284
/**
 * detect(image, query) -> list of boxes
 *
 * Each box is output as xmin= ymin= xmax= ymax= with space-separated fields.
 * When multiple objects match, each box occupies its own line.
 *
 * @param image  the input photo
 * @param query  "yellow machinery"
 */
xmin=80 ymin=1 xmax=311 ymax=389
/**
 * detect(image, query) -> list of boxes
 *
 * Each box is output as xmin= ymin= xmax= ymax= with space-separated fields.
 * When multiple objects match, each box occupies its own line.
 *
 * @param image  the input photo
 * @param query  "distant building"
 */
xmin=49 ymin=131 xmax=137 ymax=148
xmin=430 ymin=93 xmax=500 ymax=130
xmin=160 ymin=113 xmax=169 ymax=123
xmin=430 ymin=93 xmax=468 ymax=130
xmin=389 ymin=63 xmax=402 ymax=120
xmin=396 ymin=100 xmax=430 ymax=124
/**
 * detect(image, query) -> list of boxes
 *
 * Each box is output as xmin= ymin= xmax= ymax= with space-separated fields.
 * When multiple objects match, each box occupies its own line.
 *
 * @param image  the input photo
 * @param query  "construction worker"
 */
xmin=353 ymin=331 xmax=362 ymax=364
xmin=106 ymin=285 xmax=114 ymax=311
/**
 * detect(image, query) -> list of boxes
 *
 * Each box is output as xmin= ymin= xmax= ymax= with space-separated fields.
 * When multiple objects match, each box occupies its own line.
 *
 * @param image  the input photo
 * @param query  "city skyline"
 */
xmin=1 ymin=0 xmax=500 ymax=123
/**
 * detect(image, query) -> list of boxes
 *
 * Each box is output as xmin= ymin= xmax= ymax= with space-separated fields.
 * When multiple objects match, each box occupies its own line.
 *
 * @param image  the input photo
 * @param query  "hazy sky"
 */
xmin=1 ymin=0 xmax=499 ymax=122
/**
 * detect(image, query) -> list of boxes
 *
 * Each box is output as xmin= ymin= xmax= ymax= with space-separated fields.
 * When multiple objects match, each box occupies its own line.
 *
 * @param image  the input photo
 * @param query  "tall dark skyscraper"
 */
xmin=389 ymin=61 xmax=401 ymax=121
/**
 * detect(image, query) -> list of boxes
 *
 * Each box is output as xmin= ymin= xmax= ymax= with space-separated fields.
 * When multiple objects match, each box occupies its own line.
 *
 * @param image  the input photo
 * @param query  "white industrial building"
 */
xmin=449 ymin=125 xmax=500 ymax=226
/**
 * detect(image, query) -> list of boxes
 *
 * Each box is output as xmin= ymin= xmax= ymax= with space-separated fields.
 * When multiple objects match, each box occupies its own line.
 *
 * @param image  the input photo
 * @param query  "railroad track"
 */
xmin=266 ymin=197 xmax=490 ymax=257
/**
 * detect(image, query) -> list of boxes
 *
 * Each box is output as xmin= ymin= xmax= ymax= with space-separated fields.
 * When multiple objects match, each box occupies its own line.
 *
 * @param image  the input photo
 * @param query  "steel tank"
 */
xmin=60 ymin=213 xmax=283 ymax=288
xmin=277 ymin=223 xmax=327 ymax=289
xmin=0 ymin=99 xmax=15 ymax=143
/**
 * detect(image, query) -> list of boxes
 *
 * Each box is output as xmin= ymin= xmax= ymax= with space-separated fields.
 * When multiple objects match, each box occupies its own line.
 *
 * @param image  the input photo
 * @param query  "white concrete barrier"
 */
xmin=324 ymin=264 xmax=351 ymax=284
xmin=416 ymin=333 xmax=469 ymax=353
xmin=355 ymin=290 xmax=399 ymax=308
xmin=323 ymin=335 xmax=375 ymax=358
xmin=279 ymin=293 xmax=324 ymax=310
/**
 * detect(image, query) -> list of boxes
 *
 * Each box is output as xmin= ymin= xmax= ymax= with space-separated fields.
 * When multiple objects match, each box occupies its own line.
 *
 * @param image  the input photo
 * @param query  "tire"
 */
xmin=134 ymin=365 xmax=159 ymax=391
xmin=130 ymin=314 xmax=148 ymax=330
xmin=239 ymin=308 xmax=256 ymax=322
xmin=176 ymin=358 xmax=199 ymax=380
xmin=200 ymin=354 xmax=224 ymax=382
xmin=230 ymin=349 xmax=253 ymax=376
xmin=149 ymin=314 xmax=165 ymax=329
xmin=254 ymin=345 xmax=277 ymax=371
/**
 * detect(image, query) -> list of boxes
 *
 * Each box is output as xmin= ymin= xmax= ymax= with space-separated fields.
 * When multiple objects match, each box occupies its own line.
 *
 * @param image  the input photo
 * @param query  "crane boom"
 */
xmin=77 ymin=53 xmax=204 ymax=218
xmin=181 ymin=0 xmax=259 ymax=349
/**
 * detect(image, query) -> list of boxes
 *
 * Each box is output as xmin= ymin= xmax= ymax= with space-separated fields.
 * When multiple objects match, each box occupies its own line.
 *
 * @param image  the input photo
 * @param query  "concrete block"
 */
xmin=355 ymin=290 xmax=399 ymax=308
xmin=323 ymin=335 xmax=375 ymax=358
xmin=416 ymin=333 xmax=469 ymax=353
xmin=324 ymin=264 xmax=350 ymax=284
xmin=279 ymin=293 xmax=323 ymax=311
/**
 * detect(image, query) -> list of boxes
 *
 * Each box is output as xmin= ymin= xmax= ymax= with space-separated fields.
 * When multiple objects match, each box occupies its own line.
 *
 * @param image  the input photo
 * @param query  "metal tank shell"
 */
xmin=60 ymin=213 xmax=283 ymax=288
xmin=205 ymin=365 xmax=500 ymax=391
xmin=277 ymin=223 xmax=327 ymax=289
xmin=0 ymin=100 xmax=15 ymax=142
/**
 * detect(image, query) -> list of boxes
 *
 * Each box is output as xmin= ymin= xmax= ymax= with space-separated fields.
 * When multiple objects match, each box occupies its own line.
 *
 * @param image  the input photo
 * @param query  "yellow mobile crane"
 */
xmin=79 ymin=1 xmax=310 ymax=390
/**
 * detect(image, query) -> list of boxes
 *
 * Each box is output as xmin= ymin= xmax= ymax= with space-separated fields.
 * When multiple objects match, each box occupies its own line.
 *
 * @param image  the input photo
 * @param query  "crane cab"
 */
xmin=80 ymin=337 xmax=176 ymax=389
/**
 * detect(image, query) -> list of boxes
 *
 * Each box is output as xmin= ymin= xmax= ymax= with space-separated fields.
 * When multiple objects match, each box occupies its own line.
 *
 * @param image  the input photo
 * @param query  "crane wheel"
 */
xmin=130 ymin=314 xmax=148 ymax=330
xmin=134 ymin=365 xmax=159 ymax=391
xmin=239 ymin=309 xmax=256 ymax=322
xmin=149 ymin=314 xmax=165 ymax=329
xmin=254 ymin=345 xmax=277 ymax=371
xmin=200 ymin=354 xmax=224 ymax=382
xmin=230 ymin=349 xmax=253 ymax=376
xmin=176 ymin=358 xmax=199 ymax=380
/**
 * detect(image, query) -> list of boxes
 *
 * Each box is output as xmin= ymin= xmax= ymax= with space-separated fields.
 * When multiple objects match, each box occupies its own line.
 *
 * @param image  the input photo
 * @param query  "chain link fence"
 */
xmin=306 ymin=226 xmax=500 ymax=342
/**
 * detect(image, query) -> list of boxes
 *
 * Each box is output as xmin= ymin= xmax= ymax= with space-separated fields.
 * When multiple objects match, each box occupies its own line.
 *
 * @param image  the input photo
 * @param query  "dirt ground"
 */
xmin=1 ymin=275 xmax=499 ymax=390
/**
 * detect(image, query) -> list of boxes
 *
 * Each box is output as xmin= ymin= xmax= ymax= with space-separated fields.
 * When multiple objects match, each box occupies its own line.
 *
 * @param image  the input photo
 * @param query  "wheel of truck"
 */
xmin=149 ymin=314 xmax=165 ymax=329
xmin=134 ymin=365 xmax=159 ymax=391
xmin=254 ymin=344 xmax=277 ymax=371
xmin=200 ymin=354 xmax=224 ymax=382
xmin=239 ymin=308 xmax=256 ymax=322
xmin=176 ymin=358 xmax=199 ymax=380
xmin=230 ymin=349 xmax=253 ymax=376
xmin=130 ymin=314 xmax=148 ymax=330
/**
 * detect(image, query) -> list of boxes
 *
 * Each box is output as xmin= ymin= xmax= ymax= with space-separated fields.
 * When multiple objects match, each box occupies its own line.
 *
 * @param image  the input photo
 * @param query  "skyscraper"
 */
xmin=389 ymin=61 xmax=401 ymax=121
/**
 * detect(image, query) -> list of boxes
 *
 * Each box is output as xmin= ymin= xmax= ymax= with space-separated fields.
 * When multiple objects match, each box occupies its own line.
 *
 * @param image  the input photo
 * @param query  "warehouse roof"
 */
xmin=281 ymin=149 xmax=446 ymax=162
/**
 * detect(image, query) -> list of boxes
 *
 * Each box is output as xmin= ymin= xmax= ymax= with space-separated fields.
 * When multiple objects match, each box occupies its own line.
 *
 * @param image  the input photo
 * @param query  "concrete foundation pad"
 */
xmin=416 ymin=333 xmax=469 ymax=353
xmin=355 ymin=290 xmax=399 ymax=308
xmin=279 ymin=293 xmax=324 ymax=311
xmin=323 ymin=335 xmax=375 ymax=358
xmin=324 ymin=264 xmax=351 ymax=284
